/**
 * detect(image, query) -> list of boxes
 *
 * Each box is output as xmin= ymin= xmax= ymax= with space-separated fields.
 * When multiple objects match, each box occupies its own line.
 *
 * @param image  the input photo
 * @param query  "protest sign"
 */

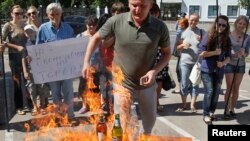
xmin=27 ymin=37 xmax=89 ymax=84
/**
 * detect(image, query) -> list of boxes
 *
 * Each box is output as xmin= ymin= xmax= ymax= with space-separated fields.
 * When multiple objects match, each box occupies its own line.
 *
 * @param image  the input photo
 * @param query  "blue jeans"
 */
xmin=201 ymin=71 xmax=222 ymax=116
xmin=48 ymin=79 xmax=74 ymax=118
xmin=180 ymin=63 xmax=199 ymax=97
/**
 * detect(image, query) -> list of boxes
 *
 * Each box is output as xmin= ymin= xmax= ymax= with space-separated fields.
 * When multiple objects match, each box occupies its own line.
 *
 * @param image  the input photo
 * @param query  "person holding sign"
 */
xmin=36 ymin=3 xmax=75 ymax=120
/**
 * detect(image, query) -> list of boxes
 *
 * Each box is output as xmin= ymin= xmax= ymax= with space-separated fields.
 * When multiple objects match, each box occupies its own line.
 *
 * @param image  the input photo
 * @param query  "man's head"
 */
xmin=111 ymin=1 xmax=126 ymax=15
xmin=24 ymin=25 xmax=36 ymax=40
xmin=128 ymin=0 xmax=153 ymax=25
xmin=85 ymin=15 xmax=98 ymax=35
xmin=150 ymin=3 xmax=160 ymax=18
xmin=46 ymin=3 xmax=62 ymax=28
xmin=180 ymin=12 xmax=186 ymax=18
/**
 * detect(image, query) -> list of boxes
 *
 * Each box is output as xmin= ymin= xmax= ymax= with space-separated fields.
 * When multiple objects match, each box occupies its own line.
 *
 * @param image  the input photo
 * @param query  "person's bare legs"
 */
xmin=225 ymin=73 xmax=234 ymax=113
xmin=230 ymin=73 xmax=243 ymax=113
xmin=190 ymin=95 xmax=197 ymax=113
xmin=176 ymin=95 xmax=187 ymax=112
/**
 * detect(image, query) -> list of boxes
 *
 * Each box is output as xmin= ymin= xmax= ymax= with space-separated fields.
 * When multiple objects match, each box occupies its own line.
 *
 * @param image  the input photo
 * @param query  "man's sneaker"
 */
xmin=203 ymin=116 xmax=212 ymax=124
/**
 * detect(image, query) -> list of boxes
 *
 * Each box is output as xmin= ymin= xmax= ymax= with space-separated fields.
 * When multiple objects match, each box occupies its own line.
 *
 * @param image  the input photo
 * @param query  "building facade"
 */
xmin=157 ymin=0 xmax=247 ymax=22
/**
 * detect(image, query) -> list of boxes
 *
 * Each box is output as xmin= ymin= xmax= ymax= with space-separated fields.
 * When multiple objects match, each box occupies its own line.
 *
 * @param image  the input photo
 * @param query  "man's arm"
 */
xmin=153 ymin=46 xmax=171 ymax=74
xmin=82 ymin=32 xmax=103 ymax=78
xmin=140 ymin=46 xmax=171 ymax=86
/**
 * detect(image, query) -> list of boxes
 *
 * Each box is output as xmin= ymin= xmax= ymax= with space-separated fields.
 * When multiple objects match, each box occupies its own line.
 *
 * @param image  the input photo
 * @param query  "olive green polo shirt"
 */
xmin=99 ymin=12 xmax=170 ymax=89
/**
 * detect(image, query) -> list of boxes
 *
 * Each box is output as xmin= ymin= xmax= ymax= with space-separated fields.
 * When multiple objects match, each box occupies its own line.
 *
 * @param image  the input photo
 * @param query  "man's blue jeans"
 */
xmin=48 ymin=79 xmax=74 ymax=119
xmin=201 ymin=71 xmax=222 ymax=117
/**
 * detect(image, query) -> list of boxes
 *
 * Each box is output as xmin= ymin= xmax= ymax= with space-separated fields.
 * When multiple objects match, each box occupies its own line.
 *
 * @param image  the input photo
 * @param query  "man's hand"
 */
xmin=82 ymin=63 xmax=91 ymax=79
xmin=140 ymin=70 xmax=157 ymax=86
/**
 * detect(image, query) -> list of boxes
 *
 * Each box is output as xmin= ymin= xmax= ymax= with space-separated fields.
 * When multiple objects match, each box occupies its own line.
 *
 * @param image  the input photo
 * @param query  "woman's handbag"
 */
xmin=189 ymin=56 xmax=201 ymax=85
xmin=162 ymin=69 xmax=176 ymax=91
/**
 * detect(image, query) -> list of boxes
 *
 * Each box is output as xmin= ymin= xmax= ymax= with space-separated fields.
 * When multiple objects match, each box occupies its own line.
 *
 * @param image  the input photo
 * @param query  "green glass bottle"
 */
xmin=112 ymin=114 xmax=123 ymax=141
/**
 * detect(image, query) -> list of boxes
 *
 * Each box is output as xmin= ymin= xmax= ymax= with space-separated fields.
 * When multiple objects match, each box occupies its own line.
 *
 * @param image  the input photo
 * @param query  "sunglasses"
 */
xmin=218 ymin=23 xmax=227 ymax=28
xmin=27 ymin=11 xmax=37 ymax=16
xmin=14 ymin=12 xmax=23 ymax=16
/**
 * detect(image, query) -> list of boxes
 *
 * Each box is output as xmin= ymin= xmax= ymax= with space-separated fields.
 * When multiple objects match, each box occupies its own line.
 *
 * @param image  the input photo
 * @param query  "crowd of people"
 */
xmin=0 ymin=0 xmax=250 ymax=138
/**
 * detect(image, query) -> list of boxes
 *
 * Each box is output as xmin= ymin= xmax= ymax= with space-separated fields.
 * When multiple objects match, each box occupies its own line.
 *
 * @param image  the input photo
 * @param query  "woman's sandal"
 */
xmin=171 ymin=90 xmax=180 ymax=94
xmin=191 ymin=107 xmax=197 ymax=113
xmin=157 ymin=105 xmax=164 ymax=112
xmin=176 ymin=107 xmax=187 ymax=112
xmin=17 ymin=109 xmax=26 ymax=115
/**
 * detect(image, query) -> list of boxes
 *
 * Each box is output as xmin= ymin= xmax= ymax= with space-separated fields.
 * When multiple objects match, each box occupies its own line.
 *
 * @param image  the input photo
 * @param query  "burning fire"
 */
xmin=23 ymin=66 xmax=118 ymax=141
xmin=23 ymin=65 xmax=190 ymax=141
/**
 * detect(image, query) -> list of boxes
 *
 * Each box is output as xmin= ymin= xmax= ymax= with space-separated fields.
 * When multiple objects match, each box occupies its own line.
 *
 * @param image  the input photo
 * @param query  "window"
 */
xmin=208 ymin=5 xmax=219 ymax=17
xmin=189 ymin=5 xmax=200 ymax=15
xmin=227 ymin=6 xmax=238 ymax=17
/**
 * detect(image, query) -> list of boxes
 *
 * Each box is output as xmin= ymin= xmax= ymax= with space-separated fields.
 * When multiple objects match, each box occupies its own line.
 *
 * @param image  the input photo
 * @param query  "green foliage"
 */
xmin=92 ymin=0 xmax=127 ymax=8
xmin=0 ymin=0 xmax=13 ymax=18
xmin=0 ymin=0 xmax=127 ymax=18
xmin=238 ymin=0 xmax=250 ymax=9
xmin=58 ymin=0 xmax=72 ymax=8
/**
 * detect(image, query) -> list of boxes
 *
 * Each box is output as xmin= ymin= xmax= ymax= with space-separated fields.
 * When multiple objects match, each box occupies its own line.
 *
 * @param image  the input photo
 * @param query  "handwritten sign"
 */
xmin=27 ymin=37 xmax=89 ymax=84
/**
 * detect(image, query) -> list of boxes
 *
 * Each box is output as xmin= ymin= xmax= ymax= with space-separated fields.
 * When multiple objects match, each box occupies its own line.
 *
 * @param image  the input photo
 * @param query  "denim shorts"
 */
xmin=225 ymin=64 xmax=245 ymax=74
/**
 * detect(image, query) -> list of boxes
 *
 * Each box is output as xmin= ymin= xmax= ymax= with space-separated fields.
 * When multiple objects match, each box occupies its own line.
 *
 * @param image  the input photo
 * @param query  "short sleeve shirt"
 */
xmin=180 ymin=27 xmax=205 ymax=64
xmin=36 ymin=21 xmax=74 ymax=44
xmin=99 ymin=12 xmax=170 ymax=89
xmin=229 ymin=34 xmax=250 ymax=66
xmin=2 ymin=22 xmax=27 ymax=53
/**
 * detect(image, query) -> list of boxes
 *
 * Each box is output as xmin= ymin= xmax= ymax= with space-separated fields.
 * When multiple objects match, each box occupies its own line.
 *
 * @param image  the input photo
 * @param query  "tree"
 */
xmin=0 ymin=0 xmax=128 ymax=19
xmin=239 ymin=0 xmax=250 ymax=9
xmin=0 ymin=0 xmax=14 ymax=19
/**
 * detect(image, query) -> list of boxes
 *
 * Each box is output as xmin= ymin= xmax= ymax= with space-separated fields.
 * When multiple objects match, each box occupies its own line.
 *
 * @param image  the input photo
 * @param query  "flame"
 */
xmin=23 ymin=65 xmax=192 ymax=141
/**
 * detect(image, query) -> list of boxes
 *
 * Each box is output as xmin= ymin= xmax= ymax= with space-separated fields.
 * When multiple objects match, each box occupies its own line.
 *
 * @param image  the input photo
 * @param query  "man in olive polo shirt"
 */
xmin=82 ymin=0 xmax=171 ymax=137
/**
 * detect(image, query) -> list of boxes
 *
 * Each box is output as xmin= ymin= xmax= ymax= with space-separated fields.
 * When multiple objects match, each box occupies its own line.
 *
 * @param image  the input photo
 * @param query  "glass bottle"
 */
xmin=96 ymin=114 xmax=107 ymax=141
xmin=112 ymin=114 xmax=123 ymax=141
